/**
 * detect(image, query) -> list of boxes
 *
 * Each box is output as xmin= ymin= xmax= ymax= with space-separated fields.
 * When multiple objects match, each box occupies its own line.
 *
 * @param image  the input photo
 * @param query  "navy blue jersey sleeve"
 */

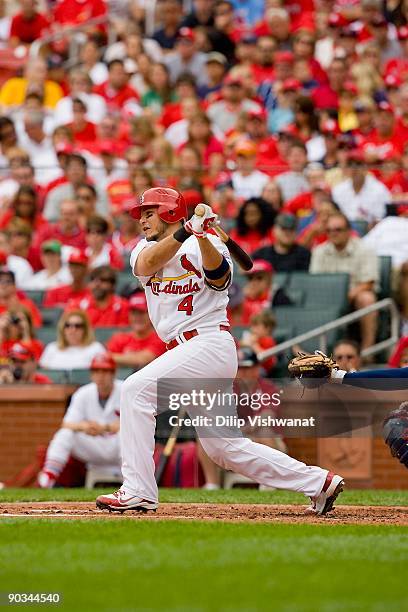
xmin=343 ymin=368 xmax=408 ymax=390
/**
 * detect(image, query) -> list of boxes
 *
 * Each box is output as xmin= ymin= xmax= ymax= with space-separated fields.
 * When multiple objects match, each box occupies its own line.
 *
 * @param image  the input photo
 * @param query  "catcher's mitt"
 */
xmin=383 ymin=402 xmax=408 ymax=469
xmin=288 ymin=351 xmax=339 ymax=388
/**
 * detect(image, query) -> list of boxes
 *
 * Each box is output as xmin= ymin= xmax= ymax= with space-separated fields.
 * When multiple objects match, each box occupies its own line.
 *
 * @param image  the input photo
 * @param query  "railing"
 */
xmin=258 ymin=298 xmax=400 ymax=362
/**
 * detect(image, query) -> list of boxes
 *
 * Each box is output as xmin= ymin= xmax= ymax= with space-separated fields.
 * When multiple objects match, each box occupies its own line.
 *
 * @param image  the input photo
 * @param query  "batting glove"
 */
xmin=185 ymin=204 xmax=218 ymax=238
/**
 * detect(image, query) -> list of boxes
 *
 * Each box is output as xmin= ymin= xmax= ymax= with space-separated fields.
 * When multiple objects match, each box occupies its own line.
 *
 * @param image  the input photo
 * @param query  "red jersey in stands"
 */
xmin=106 ymin=330 xmax=165 ymax=357
xmin=34 ymin=223 xmax=87 ymax=250
xmin=106 ymin=179 xmax=133 ymax=213
xmin=229 ymin=228 xmax=274 ymax=255
xmin=43 ymin=285 xmax=91 ymax=308
xmin=53 ymin=0 xmax=106 ymax=27
xmin=67 ymin=294 xmax=129 ymax=327
xmin=68 ymin=121 xmax=97 ymax=146
xmin=0 ymin=297 xmax=42 ymax=326
xmin=311 ymin=85 xmax=339 ymax=110
xmin=241 ymin=292 xmax=271 ymax=326
xmin=94 ymin=82 xmax=139 ymax=111
xmin=360 ymin=129 xmax=404 ymax=160
xmin=282 ymin=192 xmax=313 ymax=217
xmin=10 ymin=11 xmax=50 ymax=43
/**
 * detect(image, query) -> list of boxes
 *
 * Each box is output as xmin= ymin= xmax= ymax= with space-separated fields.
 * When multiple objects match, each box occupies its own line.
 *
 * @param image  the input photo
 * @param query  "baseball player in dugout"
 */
xmin=96 ymin=187 xmax=344 ymax=515
xmin=38 ymin=354 xmax=122 ymax=488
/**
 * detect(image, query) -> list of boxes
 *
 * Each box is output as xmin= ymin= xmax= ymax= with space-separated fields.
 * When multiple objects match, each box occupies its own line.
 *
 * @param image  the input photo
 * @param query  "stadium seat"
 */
xmin=69 ymin=369 xmax=91 ymax=385
xmin=85 ymin=467 xmax=122 ymax=489
xmin=36 ymin=327 xmax=57 ymax=345
xmin=351 ymin=220 xmax=369 ymax=237
xmin=24 ymin=290 xmax=44 ymax=306
xmin=95 ymin=327 xmax=131 ymax=343
xmin=287 ymin=273 xmax=350 ymax=312
xmin=37 ymin=368 xmax=71 ymax=383
xmin=378 ymin=256 xmax=392 ymax=299
xmin=117 ymin=367 xmax=135 ymax=379
xmin=274 ymin=305 xmax=345 ymax=352
xmin=40 ymin=307 xmax=63 ymax=327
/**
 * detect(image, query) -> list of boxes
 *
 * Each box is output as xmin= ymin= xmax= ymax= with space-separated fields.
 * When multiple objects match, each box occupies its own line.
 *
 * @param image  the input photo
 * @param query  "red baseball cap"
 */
xmin=247 ymin=108 xmax=268 ymax=121
xmin=321 ymin=118 xmax=340 ymax=136
xmin=223 ymin=73 xmax=244 ymax=86
xmin=384 ymin=73 xmax=402 ymax=88
xmin=177 ymin=27 xmax=195 ymax=42
xmin=245 ymin=259 xmax=274 ymax=275
xmin=90 ymin=353 xmax=116 ymax=371
xmin=129 ymin=293 xmax=148 ymax=312
xmin=328 ymin=13 xmax=348 ymax=28
xmin=282 ymin=78 xmax=301 ymax=92
xmin=274 ymin=51 xmax=294 ymax=64
xmin=55 ymin=141 xmax=74 ymax=155
xmin=0 ymin=250 xmax=7 ymax=266
xmin=68 ymin=249 xmax=89 ymax=265
xmin=398 ymin=25 xmax=408 ymax=40
xmin=8 ymin=342 xmax=35 ymax=362
xmin=377 ymin=100 xmax=394 ymax=114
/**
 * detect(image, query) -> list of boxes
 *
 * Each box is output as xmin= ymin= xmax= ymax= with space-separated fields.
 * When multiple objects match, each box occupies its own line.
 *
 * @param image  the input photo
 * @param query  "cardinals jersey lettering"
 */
xmin=129 ymin=235 xmax=232 ymax=342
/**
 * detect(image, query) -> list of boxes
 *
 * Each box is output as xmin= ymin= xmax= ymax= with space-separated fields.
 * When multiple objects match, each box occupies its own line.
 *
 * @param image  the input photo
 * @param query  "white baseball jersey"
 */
xmin=129 ymin=234 xmax=233 ymax=343
xmin=63 ymin=380 xmax=123 ymax=427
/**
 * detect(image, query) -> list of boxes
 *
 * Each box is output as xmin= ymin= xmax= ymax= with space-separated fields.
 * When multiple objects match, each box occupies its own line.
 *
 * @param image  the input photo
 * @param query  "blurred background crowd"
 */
xmin=0 ymin=0 xmax=408 ymax=382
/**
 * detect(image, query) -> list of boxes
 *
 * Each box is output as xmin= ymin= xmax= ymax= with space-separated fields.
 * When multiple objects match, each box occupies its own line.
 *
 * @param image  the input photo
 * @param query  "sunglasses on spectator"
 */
xmin=64 ymin=322 xmax=85 ymax=329
xmin=87 ymin=228 xmax=106 ymax=235
xmin=327 ymin=226 xmax=348 ymax=233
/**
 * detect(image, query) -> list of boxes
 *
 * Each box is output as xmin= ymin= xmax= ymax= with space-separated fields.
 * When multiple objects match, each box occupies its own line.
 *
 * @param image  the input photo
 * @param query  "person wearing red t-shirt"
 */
xmin=94 ymin=59 xmax=139 ymax=113
xmin=311 ymin=57 xmax=347 ymax=110
xmin=67 ymin=265 xmax=129 ymax=328
xmin=245 ymin=109 xmax=279 ymax=174
xmin=53 ymin=0 xmax=106 ymax=28
xmin=10 ymin=0 xmax=50 ymax=47
xmin=230 ymin=198 xmax=275 ymax=255
xmin=34 ymin=200 xmax=87 ymax=251
xmin=360 ymin=102 xmax=404 ymax=163
xmin=66 ymin=98 xmax=97 ymax=147
xmin=240 ymin=259 xmax=292 ymax=326
xmin=0 ymin=341 xmax=51 ymax=385
xmin=240 ymin=310 xmax=278 ymax=374
xmin=43 ymin=249 xmax=91 ymax=308
xmin=106 ymin=293 xmax=165 ymax=368
xmin=0 ymin=307 xmax=43 ymax=361
xmin=0 ymin=269 xmax=42 ymax=326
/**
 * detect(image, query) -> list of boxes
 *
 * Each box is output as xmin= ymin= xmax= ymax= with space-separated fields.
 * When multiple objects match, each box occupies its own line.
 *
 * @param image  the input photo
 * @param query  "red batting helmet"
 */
xmin=130 ymin=187 xmax=187 ymax=224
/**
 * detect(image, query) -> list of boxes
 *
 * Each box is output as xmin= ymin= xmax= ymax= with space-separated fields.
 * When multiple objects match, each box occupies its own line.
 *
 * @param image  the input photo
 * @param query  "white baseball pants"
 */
xmin=45 ymin=429 xmax=121 ymax=474
xmin=120 ymin=330 xmax=328 ymax=503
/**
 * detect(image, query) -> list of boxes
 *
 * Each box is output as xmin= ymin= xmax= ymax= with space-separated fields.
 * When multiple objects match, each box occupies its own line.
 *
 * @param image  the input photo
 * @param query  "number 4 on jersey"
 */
xmin=177 ymin=295 xmax=194 ymax=316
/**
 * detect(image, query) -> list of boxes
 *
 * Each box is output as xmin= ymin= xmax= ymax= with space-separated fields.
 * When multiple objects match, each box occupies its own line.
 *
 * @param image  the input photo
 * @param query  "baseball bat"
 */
xmin=155 ymin=407 xmax=186 ymax=485
xmin=194 ymin=204 xmax=253 ymax=271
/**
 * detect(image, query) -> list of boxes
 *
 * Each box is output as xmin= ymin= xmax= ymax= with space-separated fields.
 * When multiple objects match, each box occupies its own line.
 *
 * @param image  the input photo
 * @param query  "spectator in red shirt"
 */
xmin=361 ymin=101 xmax=404 ymax=163
xmin=311 ymin=57 xmax=348 ymax=110
xmin=0 ymin=268 xmax=42 ymax=326
xmin=251 ymin=36 xmax=277 ymax=85
xmin=0 ymin=341 xmax=51 ymax=385
xmin=240 ymin=310 xmax=278 ymax=374
xmin=106 ymin=292 xmax=165 ymax=368
xmin=94 ymin=59 xmax=140 ymax=112
xmin=0 ymin=185 xmax=47 ymax=232
xmin=67 ymin=265 xmax=129 ymax=328
xmin=230 ymin=198 xmax=275 ymax=255
xmin=43 ymin=249 xmax=90 ymax=308
xmin=85 ymin=215 xmax=124 ymax=271
xmin=240 ymin=259 xmax=292 ymax=325
xmin=245 ymin=109 xmax=279 ymax=174
xmin=66 ymin=97 xmax=97 ymax=147
xmin=0 ymin=307 xmax=43 ymax=361
xmin=34 ymin=199 xmax=87 ymax=251
xmin=53 ymin=0 xmax=106 ymax=29
xmin=10 ymin=0 xmax=50 ymax=48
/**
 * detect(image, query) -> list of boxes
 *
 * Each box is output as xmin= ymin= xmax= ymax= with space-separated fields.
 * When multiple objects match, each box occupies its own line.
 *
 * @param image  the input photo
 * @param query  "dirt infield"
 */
xmin=0 ymin=502 xmax=407 ymax=525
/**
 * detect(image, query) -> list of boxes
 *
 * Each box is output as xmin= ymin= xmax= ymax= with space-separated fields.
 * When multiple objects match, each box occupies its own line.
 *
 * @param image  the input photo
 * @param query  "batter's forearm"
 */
xmin=196 ymin=237 xmax=230 ymax=288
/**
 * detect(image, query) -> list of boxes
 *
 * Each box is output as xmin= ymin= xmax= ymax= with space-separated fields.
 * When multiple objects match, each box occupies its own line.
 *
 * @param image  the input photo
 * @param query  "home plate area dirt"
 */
xmin=0 ymin=502 xmax=407 ymax=525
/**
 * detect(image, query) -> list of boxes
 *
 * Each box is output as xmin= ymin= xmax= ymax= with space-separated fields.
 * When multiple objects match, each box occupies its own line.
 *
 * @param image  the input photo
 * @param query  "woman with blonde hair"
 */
xmin=39 ymin=310 xmax=106 ymax=370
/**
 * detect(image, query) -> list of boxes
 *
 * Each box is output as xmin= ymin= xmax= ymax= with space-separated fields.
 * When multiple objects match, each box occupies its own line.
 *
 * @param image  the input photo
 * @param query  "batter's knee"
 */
xmin=121 ymin=372 xmax=155 ymax=410
xmin=199 ymin=438 xmax=231 ymax=469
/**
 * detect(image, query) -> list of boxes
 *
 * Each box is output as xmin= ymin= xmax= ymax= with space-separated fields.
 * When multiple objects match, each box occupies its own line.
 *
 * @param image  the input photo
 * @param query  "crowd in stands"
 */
xmin=1 ymin=0 xmax=408 ymax=488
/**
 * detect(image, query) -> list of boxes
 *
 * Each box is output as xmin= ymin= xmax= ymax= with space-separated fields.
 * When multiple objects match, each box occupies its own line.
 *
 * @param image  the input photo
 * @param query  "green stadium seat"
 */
xmin=40 ymin=307 xmax=63 ymax=327
xmin=274 ymin=305 xmax=345 ymax=352
xmin=378 ymin=256 xmax=392 ymax=299
xmin=37 ymin=368 xmax=71 ymax=383
xmin=287 ymin=273 xmax=350 ymax=312
xmin=95 ymin=327 xmax=130 ymax=344
xmin=117 ymin=366 xmax=135 ymax=379
xmin=116 ymin=272 xmax=138 ymax=294
xmin=351 ymin=220 xmax=369 ymax=237
xmin=69 ymin=369 xmax=91 ymax=385
xmin=36 ymin=327 xmax=57 ymax=345
xmin=25 ymin=290 xmax=44 ymax=306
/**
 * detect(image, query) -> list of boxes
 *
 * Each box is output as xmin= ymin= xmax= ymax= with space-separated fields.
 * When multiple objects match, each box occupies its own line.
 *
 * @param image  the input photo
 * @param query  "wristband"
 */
xmin=203 ymin=256 xmax=230 ymax=280
xmin=173 ymin=226 xmax=191 ymax=243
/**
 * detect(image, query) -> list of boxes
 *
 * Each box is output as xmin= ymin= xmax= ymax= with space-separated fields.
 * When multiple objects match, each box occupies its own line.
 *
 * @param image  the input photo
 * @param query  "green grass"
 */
xmin=1 ymin=487 xmax=407 ymax=506
xmin=1 ymin=520 xmax=407 ymax=612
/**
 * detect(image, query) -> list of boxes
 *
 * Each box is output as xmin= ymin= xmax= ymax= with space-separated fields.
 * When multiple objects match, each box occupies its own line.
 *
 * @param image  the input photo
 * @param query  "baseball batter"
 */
xmin=96 ymin=188 xmax=344 ymax=515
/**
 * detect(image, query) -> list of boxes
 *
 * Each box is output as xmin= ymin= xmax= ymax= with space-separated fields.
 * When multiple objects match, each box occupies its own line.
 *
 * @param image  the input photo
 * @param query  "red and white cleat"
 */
xmin=96 ymin=489 xmax=158 ymax=513
xmin=310 ymin=472 xmax=345 ymax=516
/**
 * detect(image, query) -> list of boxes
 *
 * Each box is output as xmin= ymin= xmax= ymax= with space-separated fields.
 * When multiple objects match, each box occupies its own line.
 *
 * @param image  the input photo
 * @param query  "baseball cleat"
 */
xmin=311 ymin=472 xmax=345 ymax=516
xmin=96 ymin=489 xmax=158 ymax=513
